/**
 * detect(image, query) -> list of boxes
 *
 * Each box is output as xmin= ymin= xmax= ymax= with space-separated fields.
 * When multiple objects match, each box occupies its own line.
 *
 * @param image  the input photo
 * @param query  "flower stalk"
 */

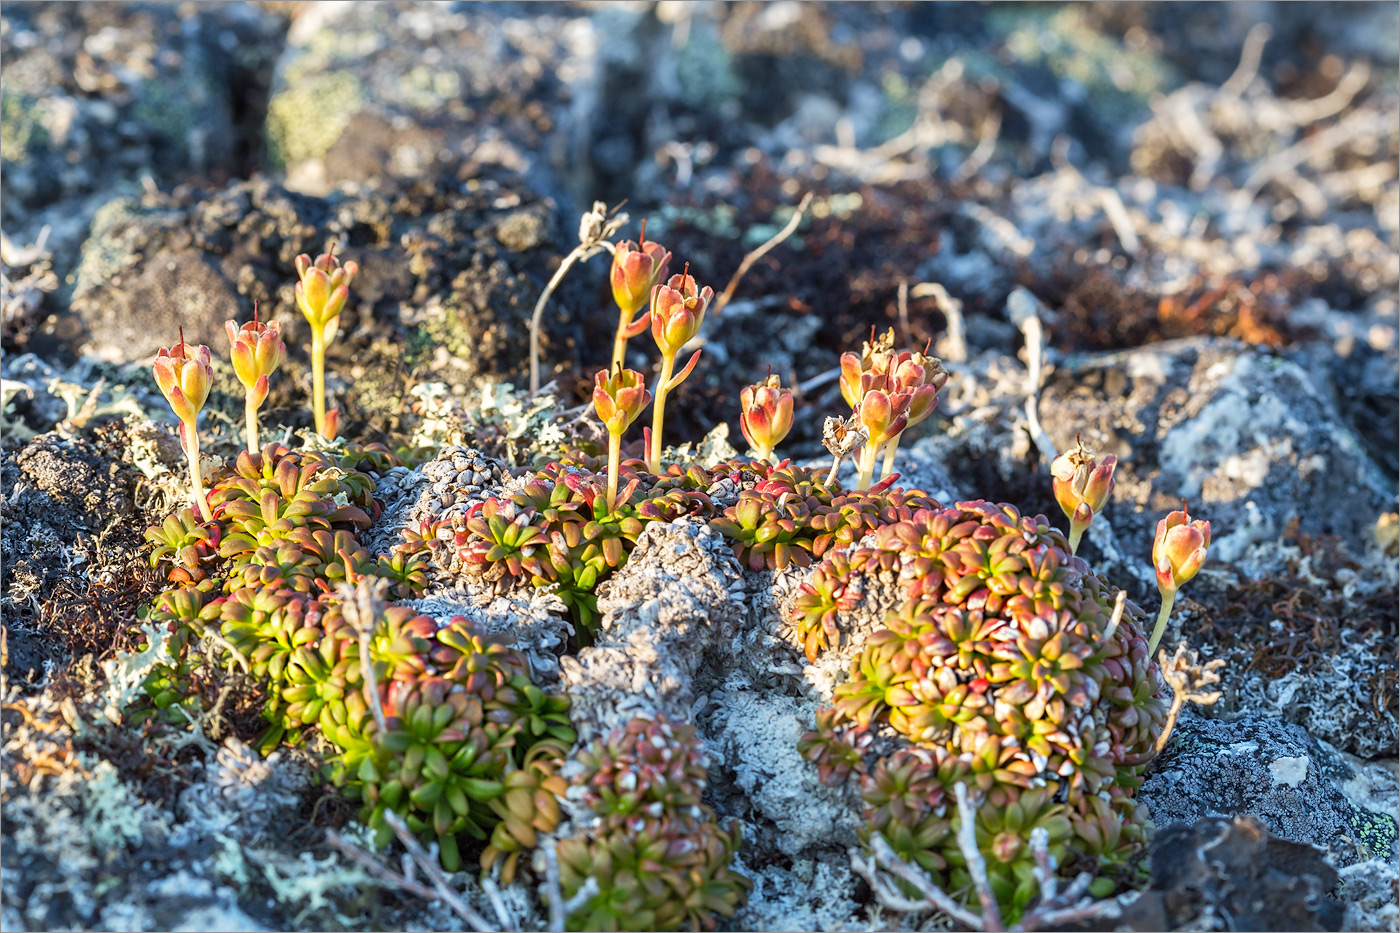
xmin=646 ymin=266 xmax=712 ymax=472
xmin=1147 ymin=500 xmax=1211 ymax=654
xmin=294 ymin=243 xmax=357 ymax=438
xmin=152 ymin=328 xmax=214 ymax=522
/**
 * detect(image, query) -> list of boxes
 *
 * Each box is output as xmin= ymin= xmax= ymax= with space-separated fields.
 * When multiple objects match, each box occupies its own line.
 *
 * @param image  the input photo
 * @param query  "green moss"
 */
xmin=395 ymin=65 xmax=462 ymax=113
xmin=1 ymin=90 xmax=48 ymax=163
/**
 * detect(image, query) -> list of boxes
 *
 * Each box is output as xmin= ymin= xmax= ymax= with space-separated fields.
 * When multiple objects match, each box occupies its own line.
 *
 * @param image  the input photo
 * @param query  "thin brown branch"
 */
xmin=712 ymin=192 xmax=814 ymax=317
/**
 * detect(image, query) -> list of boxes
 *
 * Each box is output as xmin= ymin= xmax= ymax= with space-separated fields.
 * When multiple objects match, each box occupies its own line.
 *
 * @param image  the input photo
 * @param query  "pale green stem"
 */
xmin=880 ymin=434 xmax=902 ymax=481
xmin=1067 ymin=524 xmax=1085 ymax=555
xmin=607 ymin=429 xmax=622 ymax=512
xmin=245 ymin=395 xmax=260 ymax=454
xmin=311 ymin=328 xmax=327 ymax=437
xmin=855 ymin=443 xmax=878 ymax=491
xmin=185 ymin=419 xmax=213 ymax=523
xmin=1147 ymin=591 xmax=1176 ymax=656
xmin=648 ymin=354 xmax=676 ymax=473
xmin=610 ymin=311 xmax=630 ymax=374
xmin=755 ymin=443 xmax=774 ymax=464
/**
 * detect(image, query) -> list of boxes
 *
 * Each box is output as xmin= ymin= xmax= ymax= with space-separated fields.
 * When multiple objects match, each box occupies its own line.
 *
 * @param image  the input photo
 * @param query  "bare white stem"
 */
xmin=954 ymin=782 xmax=1003 ymax=932
xmin=382 ymin=810 xmax=499 ymax=933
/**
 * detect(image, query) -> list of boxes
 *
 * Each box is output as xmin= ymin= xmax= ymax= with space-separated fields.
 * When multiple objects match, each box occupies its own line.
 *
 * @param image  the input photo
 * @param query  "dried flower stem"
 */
xmin=712 ymin=192 xmax=813 ymax=316
xmin=954 ymin=782 xmax=1003 ymax=931
xmin=529 ymin=250 xmax=586 ymax=396
xmin=381 ymin=810 xmax=500 ymax=932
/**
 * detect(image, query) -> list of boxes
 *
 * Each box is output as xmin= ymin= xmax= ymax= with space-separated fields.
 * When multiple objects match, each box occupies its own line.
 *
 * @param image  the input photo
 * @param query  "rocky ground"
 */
xmin=2 ymin=2 xmax=1397 ymax=931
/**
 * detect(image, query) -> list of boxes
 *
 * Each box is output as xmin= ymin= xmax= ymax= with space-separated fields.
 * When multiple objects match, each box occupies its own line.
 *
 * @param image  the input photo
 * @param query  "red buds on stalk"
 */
xmin=295 ymin=243 xmax=358 ymax=438
xmin=153 ymin=330 xmax=214 ymax=522
xmin=739 ymin=375 xmax=794 ymax=462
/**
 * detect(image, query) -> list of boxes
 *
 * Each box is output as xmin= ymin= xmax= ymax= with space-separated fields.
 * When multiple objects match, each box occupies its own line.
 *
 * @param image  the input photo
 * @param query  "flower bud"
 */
xmin=839 ymin=328 xmax=898 ymax=408
xmin=592 ymin=367 xmax=652 ymax=436
xmin=650 ymin=271 xmax=713 ymax=358
xmin=611 ymin=237 xmax=671 ymax=318
xmin=739 ymin=374 xmax=794 ymax=460
xmin=856 ymin=388 xmax=909 ymax=447
xmin=225 ymin=316 xmax=285 ymax=400
xmin=1153 ymin=500 xmax=1210 ymax=596
xmin=1051 ymin=437 xmax=1117 ymax=553
xmin=153 ymin=335 xmax=213 ymax=424
xmin=294 ymin=246 xmax=359 ymax=331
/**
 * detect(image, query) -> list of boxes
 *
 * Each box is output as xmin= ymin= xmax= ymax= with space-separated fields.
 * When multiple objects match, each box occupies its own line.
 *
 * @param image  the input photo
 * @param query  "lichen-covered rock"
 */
xmin=1139 ymin=710 xmax=1398 ymax=866
xmin=266 ymin=2 xmax=576 ymax=195
xmin=1040 ymin=338 xmax=1396 ymax=570
xmin=1122 ymin=816 xmax=1346 ymax=933
xmin=1 ymin=427 xmax=143 ymax=679
xmin=560 ymin=519 xmax=745 ymax=740
xmin=0 ymin=1 xmax=286 ymax=271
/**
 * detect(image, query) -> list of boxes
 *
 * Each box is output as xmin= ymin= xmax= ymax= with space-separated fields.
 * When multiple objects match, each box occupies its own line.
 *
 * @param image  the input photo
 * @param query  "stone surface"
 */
xmin=1 ymin=1 xmax=286 ymax=273
xmin=1139 ymin=710 xmax=1398 ymax=867
xmin=265 ymin=2 xmax=576 ymax=197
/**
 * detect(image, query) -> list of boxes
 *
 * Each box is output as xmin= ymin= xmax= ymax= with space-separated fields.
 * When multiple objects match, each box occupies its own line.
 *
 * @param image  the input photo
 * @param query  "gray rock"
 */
xmin=1139 ymin=710 xmax=1398 ymax=866
xmin=1 ymin=1 xmax=286 ymax=273
xmin=266 ymin=2 xmax=578 ymax=196
xmin=1041 ymin=338 xmax=1396 ymax=570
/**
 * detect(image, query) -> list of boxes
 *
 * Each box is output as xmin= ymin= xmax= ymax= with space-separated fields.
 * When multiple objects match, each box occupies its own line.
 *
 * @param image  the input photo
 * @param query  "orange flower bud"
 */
xmin=153 ymin=334 xmax=213 ymax=424
xmin=225 ymin=315 xmax=284 ymax=407
xmin=1153 ymin=500 xmax=1210 ymax=596
xmin=611 ymin=235 xmax=671 ymax=318
xmin=740 ymin=374 xmax=794 ymax=461
xmin=1051 ymin=436 xmax=1116 ymax=553
xmin=294 ymin=246 xmax=358 ymax=331
xmin=592 ymin=367 xmax=652 ymax=436
xmin=650 ymin=271 xmax=713 ymax=358
xmin=856 ymin=388 xmax=909 ymax=447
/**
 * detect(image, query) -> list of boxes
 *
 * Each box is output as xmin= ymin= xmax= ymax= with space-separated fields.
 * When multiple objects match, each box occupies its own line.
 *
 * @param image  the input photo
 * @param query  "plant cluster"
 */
xmin=456 ymin=454 xmax=741 ymax=631
xmin=796 ymin=500 xmax=1169 ymax=922
xmin=557 ymin=715 xmax=750 ymax=932
xmin=135 ymin=438 xmax=575 ymax=875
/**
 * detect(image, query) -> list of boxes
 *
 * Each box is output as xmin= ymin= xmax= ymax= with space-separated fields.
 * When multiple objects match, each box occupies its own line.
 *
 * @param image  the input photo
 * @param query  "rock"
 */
xmin=1139 ymin=710 xmax=1398 ymax=866
xmin=0 ymin=1 xmax=287 ymax=273
xmin=1038 ymin=337 xmax=1397 ymax=572
xmin=560 ymin=519 xmax=745 ymax=741
xmin=1120 ymin=816 xmax=1346 ymax=932
xmin=266 ymin=2 xmax=577 ymax=196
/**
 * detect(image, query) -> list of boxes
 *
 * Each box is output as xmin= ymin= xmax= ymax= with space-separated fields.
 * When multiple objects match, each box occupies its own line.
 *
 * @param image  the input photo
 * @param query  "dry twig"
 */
xmin=712 ymin=192 xmax=814 ymax=317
